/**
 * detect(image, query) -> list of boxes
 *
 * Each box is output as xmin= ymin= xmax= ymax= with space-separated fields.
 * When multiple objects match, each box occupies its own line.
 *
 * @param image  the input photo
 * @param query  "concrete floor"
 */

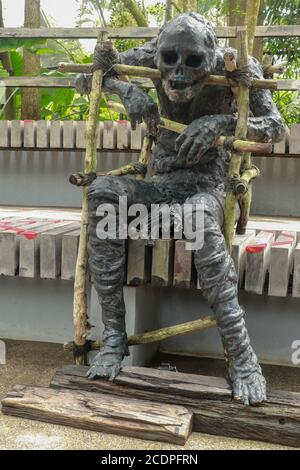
xmin=0 ymin=340 xmax=299 ymax=450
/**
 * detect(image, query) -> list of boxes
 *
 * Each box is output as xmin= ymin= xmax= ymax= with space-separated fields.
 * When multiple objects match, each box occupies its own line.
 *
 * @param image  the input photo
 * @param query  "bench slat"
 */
xmin=36 ymin=120 xmax=49 ymax=148
xmin=151 ymin=239 xmax=174 ymax=287
xmin=0 ymin=220 xmax=51 ymax=276
xmin=116 ymin=121 xmax=130 ymax=150
xmin=49 ymin=121 xmax=62 ymax=148
xmin=269 ymin=231 xmax=297 ymax=297
xmin=10 ymin=120 xmax=23 ymax=148
xmin=173 ymin=240 xmax=195 ymax=288
xmin=289 ymin=124 xmax=300 ymax=154
xmin=19 ymin=221 xmax=73 ymax=278
xmin=292 ymin=242 xmax=300 ymax=298
xmin=127 ymin=239 xmax=151 ymax=285
xmin=24 ymin=121 xmax=36 ymax=148
xmin=231 ymin=230 xmax=256 ymax=287
xmin=40 ymin=223 xmax=80 ymax=279
xmin=245 ymin=231 xmax=275 ymax=294
xmin=61 ymin=228 xmax=81 ymax=281
xmin=63 ymin=121 xmax=75 ymax=149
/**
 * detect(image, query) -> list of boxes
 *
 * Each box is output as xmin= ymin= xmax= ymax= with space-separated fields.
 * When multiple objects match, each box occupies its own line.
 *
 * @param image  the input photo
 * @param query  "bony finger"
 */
xmin=186 ymin=143 xmax=201 ymax=164
xmin=175 ymin=133 xmax=186 ymax=152
xmin=241 ymin=384 xmax=250 ymax=406
xmin=86 ymin=367 xmax=96 ymax=380
xmin=177 ymin=139 xmax=193 ymax=162
xmin=131 ymin=118 xmax=137 ymax=131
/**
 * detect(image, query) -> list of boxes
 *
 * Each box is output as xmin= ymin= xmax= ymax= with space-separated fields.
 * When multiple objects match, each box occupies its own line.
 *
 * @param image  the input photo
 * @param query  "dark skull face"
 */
xmin=155 ymin=14 xmax=217 ymax=103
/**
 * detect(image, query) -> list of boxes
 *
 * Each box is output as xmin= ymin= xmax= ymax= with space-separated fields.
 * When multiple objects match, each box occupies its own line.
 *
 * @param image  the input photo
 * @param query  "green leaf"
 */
xmin=0 ymin=38 xmax=46 ymax=53
xmin=10 ymin=51 xmax=24 ymax=77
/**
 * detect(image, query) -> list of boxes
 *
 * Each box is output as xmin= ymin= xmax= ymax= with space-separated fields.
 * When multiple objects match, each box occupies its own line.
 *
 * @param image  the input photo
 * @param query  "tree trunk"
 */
xmin=228 ymin=0 xmax=247 ymax=49
xmin=21 ymin=0 xmax=41 ymax=120
xmin=252 ymin=0 xmax=265 ymax=61
xmin=120 ymin=0 xmax=148 ymax=27
xmin=165 ymin=0 xmax=172 ymax=23
xmin=177 ymin=0 xmax=197 ymax=12
xmin=0 ymin=0 xmax=14 ymax=119
xmin=246 ymin=0 xmax=261 ymax=55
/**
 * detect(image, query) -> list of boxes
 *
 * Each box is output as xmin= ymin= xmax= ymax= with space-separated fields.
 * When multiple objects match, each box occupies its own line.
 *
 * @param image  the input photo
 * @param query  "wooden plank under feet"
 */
xmin=2 ymin=384 xmax=193 ymax=445
xmin=50 ymin=364 xmax=300 ymax=448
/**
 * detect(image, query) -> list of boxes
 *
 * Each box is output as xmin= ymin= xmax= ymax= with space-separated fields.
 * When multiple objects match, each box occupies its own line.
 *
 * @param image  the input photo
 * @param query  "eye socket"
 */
xmin=162 ymin=51 xmax=178 ymax=66
xmin=185 ymin=55 xmax=203 ymax=68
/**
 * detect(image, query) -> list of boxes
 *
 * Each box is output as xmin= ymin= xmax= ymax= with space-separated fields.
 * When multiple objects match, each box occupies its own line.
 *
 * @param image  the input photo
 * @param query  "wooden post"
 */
xmin=73 ymin=31 xmax=108 ymax=365
xmin=223 ymin=29 xmax=250 ymax=251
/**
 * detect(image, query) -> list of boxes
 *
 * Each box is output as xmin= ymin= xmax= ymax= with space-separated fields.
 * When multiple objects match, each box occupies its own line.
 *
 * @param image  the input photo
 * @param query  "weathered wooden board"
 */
xmin=289 ymin=124 xmax=300 ymax=154
xmin=36 ymin=120 xmax=49 ymax=148
xmin=10 ymin=120 xmax=23 ymax=148
xmin=61 ymin=228 xmax=80 ymax=281
xmin=24 ymin=121 xmax=36 ymax=148
xmin=1 ymin=76 xmax=300 ymax=92
xmin=0 ymin=120 xmax=10 ymax=147
xmin=192 ymin=391 xmax=300 ymax=448
xmin=2 ymin=384 xmax=193 ymax=445
xmin=49 ymin=121 xmax=62 ymax=148
xmin=0 ymin=220 xmax=49 ymax=276
xmin=75 ymin=121 xmax=86 ymax=149
xmin=151 ymin=239 xmax=174 ymax=287
xmin=292 ymin=242 xmax=300 ymax=298
xmin=103 ymin=121 xmax=117 ymax=149
xmin=173 ymin=240 xmax=195 ymax=288
xmin=127 ymin=239 xmax=152 ymax=285
xmin=19 ymin=221 xmax=72 ymax=278
xmin=51 ymin=365 xmax=232 ymax=404
xmin=268 ymin=231 xmax=297 ymax=297
xmin=245 ymin=231 xmax=275 ymax=294
xmin=117 ymin=120 xmax=130 ymax=150
xmin=273 ymin=133 xmax=286 ymax=154
xmin=63 ymin=121 xmax=75 ymax=149
xmin=40 ymin=223 xmax=80 ymax=279
xmin=231 ymin=230 xmax=256 ymax=287
xmin=50 ymin=365 xmax=300 ymax=448
xmin=131 ymin=124 xmax=144 ymax=150
xmin=1 ymin=25 xmax=300 ymax=39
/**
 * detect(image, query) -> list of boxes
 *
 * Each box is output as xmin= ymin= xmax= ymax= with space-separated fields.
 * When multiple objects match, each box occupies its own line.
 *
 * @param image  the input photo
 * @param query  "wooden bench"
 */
xmin=1 ymin=209 xmax=300 ymax=298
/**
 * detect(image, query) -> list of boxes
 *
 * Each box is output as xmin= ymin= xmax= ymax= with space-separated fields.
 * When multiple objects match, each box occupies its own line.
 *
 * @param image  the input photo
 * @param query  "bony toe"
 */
xmin=108 ymin=364 xmax=121 ymax=382
xmin=86 ymin=365 xmax=97 ymax=380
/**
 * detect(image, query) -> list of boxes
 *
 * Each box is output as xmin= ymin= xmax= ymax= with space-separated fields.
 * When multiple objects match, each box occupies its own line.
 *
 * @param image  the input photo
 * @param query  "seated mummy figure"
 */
xmin=76 ymin=13 xmax=285 ymax=405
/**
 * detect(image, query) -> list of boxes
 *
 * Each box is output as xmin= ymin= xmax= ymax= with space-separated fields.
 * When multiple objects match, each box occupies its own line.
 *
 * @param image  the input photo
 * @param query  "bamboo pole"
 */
xmin=237 ymin=0 xmax=262 ymax=235
xmin=73 ymin=30 xmax=108 ymax=365
xmin=246 ymin=0 xmax=262 ymax=56
xmin=223 ymin=29 xmax=250 ymax=251
xmin=65 ymin=315 xmax=216 ymax=352
xmin=58 ymin=62 xmax=280 ymax=91
xmin=135 ymin=134 xmax=153 ymax=180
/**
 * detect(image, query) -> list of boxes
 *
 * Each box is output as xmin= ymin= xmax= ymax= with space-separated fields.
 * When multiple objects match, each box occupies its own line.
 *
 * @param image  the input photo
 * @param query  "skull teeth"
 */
xmin=170 ymin=80 xmax=190 ymax=90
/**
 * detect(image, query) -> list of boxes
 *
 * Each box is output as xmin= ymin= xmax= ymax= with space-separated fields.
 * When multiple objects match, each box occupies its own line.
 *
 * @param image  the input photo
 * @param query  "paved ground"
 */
xmin=0 ymin=340 xmax=299 ymax=450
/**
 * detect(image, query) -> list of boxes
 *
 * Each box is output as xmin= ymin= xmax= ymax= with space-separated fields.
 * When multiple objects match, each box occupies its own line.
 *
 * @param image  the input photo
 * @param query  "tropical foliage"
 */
xmin=0 ymin=0 xmax=299 ymax=124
